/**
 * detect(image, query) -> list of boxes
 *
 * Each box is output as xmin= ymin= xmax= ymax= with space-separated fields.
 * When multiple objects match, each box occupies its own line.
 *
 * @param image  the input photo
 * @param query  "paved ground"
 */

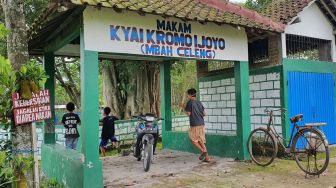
xmin=102 ymin=150 xmax=336 ymax=188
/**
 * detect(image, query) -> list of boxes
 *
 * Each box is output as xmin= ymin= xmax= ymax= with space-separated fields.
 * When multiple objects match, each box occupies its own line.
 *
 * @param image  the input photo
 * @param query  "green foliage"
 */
xmin=0 ymin=151 xmax=34 ymax=188
xmin=0 ymin=56 xmax=39 ymax=187
xmin=171 ymin=60 xmax=197 ymax=115
xmin=0 ymin=152 xmax=14 ymax=188
xmin=0 ymin=23 xmax=8 ymax=41
xmin=115 ymin=60 xmax=143 ymax=96
xmin=24 ymin=0 xmax=50 ymax=25
xmin=244 ymin=0 xmax=272 ymax=10
xmin=40 ymin=177 xmax=64 ymax=188
xmin=55 ymin=84 xmax=71 ymax=105
xmin=55 ymin=58 xmax=81 ymax=106
xmin=0 ymin=23 xmax=8 ymax=58
xmin=0 ymin=56 xmax=17 ymax=129
xmin=16 ymin=60 xmax=48 ymax=88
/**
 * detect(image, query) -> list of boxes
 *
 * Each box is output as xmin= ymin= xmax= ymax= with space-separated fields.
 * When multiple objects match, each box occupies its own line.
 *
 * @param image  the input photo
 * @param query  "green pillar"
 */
xmin=281 ymin=62 xmax=290 ymax=145
xmin=44 ymin=52 xmax=56 ymax=144
xmin=160 ymin=61 xmax=172 ymax=146
xmin=80 ymin=28 xmax=103 ymax=188
xmin=235 ymin=61 xmax=251 ymax=160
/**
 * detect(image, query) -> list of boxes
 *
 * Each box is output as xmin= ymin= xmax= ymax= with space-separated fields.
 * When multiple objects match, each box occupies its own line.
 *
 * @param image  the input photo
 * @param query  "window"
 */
xmin=248 ymin=38 xmax=269 ymax=64
xmin=286 ymin=34 xmax=332 ymax=61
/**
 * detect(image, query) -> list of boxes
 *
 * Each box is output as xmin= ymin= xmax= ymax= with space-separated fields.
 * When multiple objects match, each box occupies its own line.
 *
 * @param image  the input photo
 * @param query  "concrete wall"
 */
xmin=249 ymin=71 xmax=282 ymax=134
xmin=41 ymin=144 xmax=83 ymax=188
xmin=198 ymin=66 xmax=282 ymax=136
xmin=199 ymin=77 xmax=237 ymax=135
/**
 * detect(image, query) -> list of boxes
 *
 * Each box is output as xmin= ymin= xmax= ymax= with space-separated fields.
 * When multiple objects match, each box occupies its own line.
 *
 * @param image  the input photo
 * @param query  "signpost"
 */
xmin=12 ymin=89 xmax=52 ymax=188
xmin=12 ymin=89 xmax=52 ymax=125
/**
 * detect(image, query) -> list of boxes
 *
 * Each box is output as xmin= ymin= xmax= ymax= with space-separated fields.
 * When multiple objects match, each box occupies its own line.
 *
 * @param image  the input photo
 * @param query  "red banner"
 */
xmin=12 ymin=89 xmax=52 ymax=125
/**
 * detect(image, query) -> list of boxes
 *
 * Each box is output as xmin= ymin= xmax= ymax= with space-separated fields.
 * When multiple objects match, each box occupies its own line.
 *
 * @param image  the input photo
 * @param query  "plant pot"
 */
xmin=29 ymin=80 xmax=39 ymax=94
xmin=20 ymin=80 xmax=32 ymax=100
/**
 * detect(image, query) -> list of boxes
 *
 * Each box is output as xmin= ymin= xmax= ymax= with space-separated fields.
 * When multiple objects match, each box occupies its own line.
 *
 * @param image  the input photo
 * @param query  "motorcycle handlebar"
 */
xmin=132 ymin=115 xmax=164 ymax=121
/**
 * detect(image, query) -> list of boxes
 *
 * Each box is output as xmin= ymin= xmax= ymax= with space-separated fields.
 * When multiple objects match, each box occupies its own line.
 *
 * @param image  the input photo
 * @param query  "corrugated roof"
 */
xmin=68 ymin=0 xmax=285 ymax=32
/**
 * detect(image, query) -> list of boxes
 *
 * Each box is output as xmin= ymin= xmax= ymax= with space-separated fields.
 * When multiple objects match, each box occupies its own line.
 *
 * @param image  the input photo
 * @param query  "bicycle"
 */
xmin=247 ymin=108 xmax=329 ymax=177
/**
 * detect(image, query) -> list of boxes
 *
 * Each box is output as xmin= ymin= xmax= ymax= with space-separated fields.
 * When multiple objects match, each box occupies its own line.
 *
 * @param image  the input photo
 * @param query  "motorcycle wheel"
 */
xmin=143 ymin=143 xmax=153 ymax=172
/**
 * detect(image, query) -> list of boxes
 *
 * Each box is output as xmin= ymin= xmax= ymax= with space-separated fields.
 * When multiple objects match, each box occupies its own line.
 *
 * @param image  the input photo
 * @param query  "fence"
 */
xmin=0 ymin=115 xmax=190 ymax=158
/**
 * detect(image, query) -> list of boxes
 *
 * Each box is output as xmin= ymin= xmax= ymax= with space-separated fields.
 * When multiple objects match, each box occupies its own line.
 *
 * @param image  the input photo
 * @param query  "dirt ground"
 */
xmin=102 ymin=150 xmax=336 ymax=188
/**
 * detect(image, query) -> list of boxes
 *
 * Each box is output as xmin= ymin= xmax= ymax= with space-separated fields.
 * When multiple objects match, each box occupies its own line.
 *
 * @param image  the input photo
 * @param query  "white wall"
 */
xmin=284 ymin=3 xmax=336 ymax=61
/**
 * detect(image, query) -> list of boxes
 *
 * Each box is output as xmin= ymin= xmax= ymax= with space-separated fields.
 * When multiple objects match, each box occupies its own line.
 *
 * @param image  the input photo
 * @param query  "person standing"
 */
xmin=99 ymin=107 xmax=119 ymax=157
xmin=62 ymin=102 xmax=81 ymax=150
xmin=183 ymin=88 xmax=210 ymax=162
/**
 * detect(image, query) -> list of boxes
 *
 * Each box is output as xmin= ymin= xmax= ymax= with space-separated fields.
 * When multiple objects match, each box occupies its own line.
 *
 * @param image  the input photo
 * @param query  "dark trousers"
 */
xmin=135 ymin=133 xmax=158 ymax=157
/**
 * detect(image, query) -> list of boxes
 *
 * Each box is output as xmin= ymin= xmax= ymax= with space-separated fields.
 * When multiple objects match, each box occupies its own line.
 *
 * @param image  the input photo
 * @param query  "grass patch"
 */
xmin=244 ymin=159 xmax=298 ymax=173
xmin=245 ymin=146 xmax=336 ymax=173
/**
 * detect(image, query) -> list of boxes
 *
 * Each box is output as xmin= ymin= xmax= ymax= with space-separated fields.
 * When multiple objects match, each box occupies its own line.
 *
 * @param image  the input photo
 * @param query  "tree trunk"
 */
xmin=102 ymin=61 xmax=124 ymax=118
xmin=136 ymin=64 xmax=150 ymax=114
xmin=124 ymin=76 xmax=136 ymax=119
xmin=147 ymin=62 xmax=160 ymax=116
xmin=1 ymin=0 xmax=35 ymax=187
xmin=102 ymin=60 xmax=161 ymax=119
xmin=1 ymin=0 xmax=28 ymax=70
xmin=54 ymin=60 xmax=81 ymax=108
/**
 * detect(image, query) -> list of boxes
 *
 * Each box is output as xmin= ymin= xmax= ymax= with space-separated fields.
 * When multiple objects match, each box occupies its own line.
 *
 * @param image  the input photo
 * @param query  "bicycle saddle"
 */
xmin=290 ymin=114 xmax=303 ymax=123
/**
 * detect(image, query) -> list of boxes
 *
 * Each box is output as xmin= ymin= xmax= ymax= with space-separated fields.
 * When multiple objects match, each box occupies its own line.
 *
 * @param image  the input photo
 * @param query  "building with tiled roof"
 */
xmin=260 ymin=0 xmax=336 ymax=28
xmin=31 ymin=1 xmax=336 ymax=187
xmin=28 ymin=0 xmax=285 ymax=56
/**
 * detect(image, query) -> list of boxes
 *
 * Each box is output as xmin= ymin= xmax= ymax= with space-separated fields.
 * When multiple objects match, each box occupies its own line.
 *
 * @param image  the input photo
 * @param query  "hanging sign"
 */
xmin=83 ymin=7 xmax=248 ymax=61
xmin=12 ymin=89 xmax=52 ymax=125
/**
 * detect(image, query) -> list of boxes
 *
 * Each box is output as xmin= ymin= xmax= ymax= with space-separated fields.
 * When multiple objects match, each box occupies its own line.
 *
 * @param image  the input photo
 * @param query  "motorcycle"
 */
xmin=132 ymin=114 xmax=161 ymax=172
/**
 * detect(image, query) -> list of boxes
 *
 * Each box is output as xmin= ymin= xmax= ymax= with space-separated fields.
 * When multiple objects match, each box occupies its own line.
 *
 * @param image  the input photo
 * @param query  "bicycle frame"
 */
xmin=248 ymin=108 xmax=330 ymax=176
xmin=265 ymin=110 xmax=299 ymax=152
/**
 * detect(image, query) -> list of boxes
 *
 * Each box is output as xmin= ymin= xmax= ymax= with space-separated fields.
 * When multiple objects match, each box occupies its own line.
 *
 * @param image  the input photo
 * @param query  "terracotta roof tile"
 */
xmin=68 ymin=0 xmax=285 ymax=32
xmin=259 ymin=0 xmax=313 ymax=24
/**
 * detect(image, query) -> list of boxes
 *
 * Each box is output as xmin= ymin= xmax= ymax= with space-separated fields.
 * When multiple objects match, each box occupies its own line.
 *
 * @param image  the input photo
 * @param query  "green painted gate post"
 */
xmin=160 ymin=61 xmax=172 ymax=147
xmin=44 ymin=52 xmax=56 ymax=144
xmin=80 ymin=28 xmax=103 ymax=188
xmin=235 ymin=61 xmax=251 ymax=160
xmin=280 ymin=62 xmax=290 ymax=145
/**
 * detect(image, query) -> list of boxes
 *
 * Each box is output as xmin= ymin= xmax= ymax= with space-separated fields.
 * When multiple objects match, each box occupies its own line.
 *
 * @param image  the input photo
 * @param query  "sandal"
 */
xmin=203 ymin=157 xmax=211 ymax=163
xmin=199 ymin=152 xmax=207 ymax=161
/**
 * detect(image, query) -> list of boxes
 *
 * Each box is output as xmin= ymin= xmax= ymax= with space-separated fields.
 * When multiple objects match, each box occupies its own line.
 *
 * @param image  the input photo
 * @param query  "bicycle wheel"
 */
xmin=143 ymin=143 xmax=153 ymax=172
xmin=292 ymin=128 xmax=329 ymax=176
xmin=247 ymin=128 xmax=278 ymax=166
